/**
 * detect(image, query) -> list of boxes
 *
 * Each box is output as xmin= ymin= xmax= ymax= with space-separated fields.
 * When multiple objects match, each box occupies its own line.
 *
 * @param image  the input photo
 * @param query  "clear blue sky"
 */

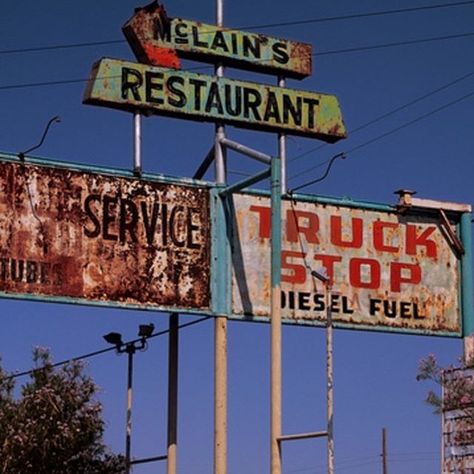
xmin=1 ymin=0 xmax=474 ymax=472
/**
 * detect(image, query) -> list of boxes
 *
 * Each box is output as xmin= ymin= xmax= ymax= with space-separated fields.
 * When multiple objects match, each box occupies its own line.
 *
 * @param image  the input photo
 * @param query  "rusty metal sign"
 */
xmin=230 ymin=192 xmax=468 ymax=335
xmin=122 ymin=1 xmax=312 ymax=78
xmin=0 ymin=157 xmax=210 ymax=312
xmin=83 ymin=58 xmax=346 ymax=142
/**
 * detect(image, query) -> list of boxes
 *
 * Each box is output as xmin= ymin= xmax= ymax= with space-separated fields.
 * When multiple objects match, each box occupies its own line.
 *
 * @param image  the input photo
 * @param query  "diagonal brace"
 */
xmin=219 ymin=137 xmax=272 ymax=164
xmin=219 ymin=168 xmax=271 ymax=197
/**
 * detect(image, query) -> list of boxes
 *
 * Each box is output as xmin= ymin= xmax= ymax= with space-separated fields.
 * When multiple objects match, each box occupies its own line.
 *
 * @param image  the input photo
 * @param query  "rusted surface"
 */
xmin=231 ymin=193 xmax=462 ymax=335
xmin=84 ymin=58 xmax=346 ymax=142
xmin=123 ymin=1 xmax=312 ymax=79
xmin=0 ymin=160 xmax=210 ymax=310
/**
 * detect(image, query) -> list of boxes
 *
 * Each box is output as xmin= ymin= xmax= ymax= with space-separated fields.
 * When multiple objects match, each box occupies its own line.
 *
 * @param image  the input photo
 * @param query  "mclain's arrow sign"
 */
xmin=122 ymin=1 xmax=312 ymax=78
xmin=83 ymin=58 xmax=346 ymax=142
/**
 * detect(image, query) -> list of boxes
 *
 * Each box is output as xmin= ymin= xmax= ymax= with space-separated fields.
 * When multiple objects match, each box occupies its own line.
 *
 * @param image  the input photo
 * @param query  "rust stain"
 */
xmin=0 ymin=161 xmax=210 ymax=310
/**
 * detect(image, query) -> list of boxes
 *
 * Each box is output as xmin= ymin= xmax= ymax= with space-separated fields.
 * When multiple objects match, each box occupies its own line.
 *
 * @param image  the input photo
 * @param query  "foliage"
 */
xmin=0 ymin=348 xmax=125 ymax=474
xmin=416 ymin=353 xmax=474 ymax=422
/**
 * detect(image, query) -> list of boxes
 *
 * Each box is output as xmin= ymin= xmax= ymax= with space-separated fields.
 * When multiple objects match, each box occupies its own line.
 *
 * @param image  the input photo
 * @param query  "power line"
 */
xmin=2 ymin=30 xmax=474 ymax=92
xmin=5 ymin=315 xmax=211 ymax=381
xmin=2 ymin=0 xmax=474 ymax=56
xmin=288 ymin=68 xmax=474 ymax=167
xmin=289 ymin=90 xmax=474 ymax=192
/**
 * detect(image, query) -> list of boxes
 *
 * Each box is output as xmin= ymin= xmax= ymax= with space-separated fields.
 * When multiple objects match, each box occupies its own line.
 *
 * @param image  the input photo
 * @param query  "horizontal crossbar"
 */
xmin=278 ymin=431 xmax=328 ymax=442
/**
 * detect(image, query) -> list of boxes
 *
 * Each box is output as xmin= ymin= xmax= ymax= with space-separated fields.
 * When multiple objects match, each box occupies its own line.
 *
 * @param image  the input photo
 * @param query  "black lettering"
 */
xmin=330 ymin=294 xmax=340 ymax=313
xmin=288 ymin=291 xmax=295 ymax=310
xmin=313 ymin=293 xmax=325 ymax=311
xmin=121 ymin=68 xmax=142 ymax=101
xmin=119 ymin=199 xmax=138 ymax=243
xmin=303 ymin=98 xmax=319 ymax=129
xmin=26 ymin=261 xmax=37 ymax=283
xmin=210 ymin=31 xmax=229 ymax=52
xmin=205 ymin=82 xmax=224 ymax=114
xmin=174 ymin=21 xmax=189 ymax=44
xmin=40 ymin=263 xmax=50 ymax=284
xmin=281 ymin=290 xmax=287 ymax=309
xmin=162 ymin=203 xmax=168 ymax=246
xmin=342 ymin=296 xmax=354 ymax=314
xmin=11 ymin=259 xmax=23 ymax=283
xmin=192 ymin=25 xmax=209 ymax=48
xmin=0 ymin=258 xmax=8 ymax=281
xmin=224 ymin=84 xmax=242 ymax=116
xmin=272 ymin=42 xmax=289 ymax=64
xmin=189 ymin=79 xmax=207 ymax=111
xmin=400 ymin=301 xmax=412 ymax=318
xmin=169 ymin=206 xmax=186 ymax=247
xmin=242 ymin=35 xmax=261 ymax=58
xmin=154 ymin=17 xmax=171 ymax=42
xmin=384 ymin=300 xmax=397 ymax=318
xmin=103 ymin=195 xmax=118 ymax=241
xmin=414 ymin=303 xmax=425 ymax=319
xmin=243 ymin=87 xmax=262 ymax=120
xmin=84 ymin=194 xmax=101 ymax=238
xmin=231 ymin=32 xmax=238 ymax=55
xmin=263 ymin=92 xmax=281 ymax=123
xmin=370 ymin=298 xmax=382 ymax=316
xmin=145 ymin=71 xmax=164 ymax=104
xmin=283 ymin=95 xmax=302 ymax=126
xmin=298 ymin=292 xmax=311 ymax=310
xmin=167 ymin=76 xmax=187 ymax=108
xmin=141 ymin=202 xmax=160 ymax=246
xmin=187 ymin=208 xmax=200 ymax=249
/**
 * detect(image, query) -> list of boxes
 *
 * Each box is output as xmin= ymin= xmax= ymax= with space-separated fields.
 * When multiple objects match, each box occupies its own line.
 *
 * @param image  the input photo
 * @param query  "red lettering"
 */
xmin=390 ymin=262 xmax=421 ymax=292
xmin=281 ymin=250 xmax=306 ymax=284
xmin=330 ymin=216 xmax=363 ymax=248
xmin=349 ymin=258 xmax=380 ymax=289
xmin=405 ymin=225 xmax=437 ymax=259
xmin=249 ymin=205 xmax=270 ymax=239
xmin=313 ymin=254 xmax=342 ymax=285
xmin=373 ymin=221 xmax=399 ymax=253
xmin=287 ymin=209 xmax=319 ymax=244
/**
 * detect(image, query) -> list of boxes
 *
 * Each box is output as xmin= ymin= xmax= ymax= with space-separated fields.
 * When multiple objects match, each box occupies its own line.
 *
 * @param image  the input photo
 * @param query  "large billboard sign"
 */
xmin=83 ymin=58 xmax=345 ymax=142
xmin=0 ymin=156 xmax=210 ymax=313
xmin=231 ymin=192 xmax=467 ymax=336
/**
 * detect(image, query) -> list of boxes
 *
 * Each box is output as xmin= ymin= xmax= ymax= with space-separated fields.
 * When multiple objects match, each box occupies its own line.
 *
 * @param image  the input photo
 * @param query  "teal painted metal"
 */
xmin=83 ymin=58 xmax=346 ymax=142
xmin=219 ymin=168 xmax=271 ymax=197
xmin=210 ymin=187 xmax=231 ymax=316
xmin=460 ymin=212 xmax=474 ymax=336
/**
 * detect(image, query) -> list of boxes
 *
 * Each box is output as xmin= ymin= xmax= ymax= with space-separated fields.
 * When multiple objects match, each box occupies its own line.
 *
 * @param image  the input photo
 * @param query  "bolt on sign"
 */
xmin=122 ymin=1 xmax=312 ymax=78
xmin=0 ymin=156 xmax=210 ymax=312
xmin=231 ymin=192 xmax=472 ymax=336
xmin=83 ymin=1 xmax=346 ymax=143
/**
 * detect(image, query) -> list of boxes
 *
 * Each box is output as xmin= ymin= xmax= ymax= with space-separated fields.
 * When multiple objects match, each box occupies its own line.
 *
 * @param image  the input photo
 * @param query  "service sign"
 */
xmin=0 ymin=157 xmax=210 ymax=312
xmin=84 ymin=58 xmax=346 ymax=142
xmin=231 ymin=193 xmax=464 ymax=336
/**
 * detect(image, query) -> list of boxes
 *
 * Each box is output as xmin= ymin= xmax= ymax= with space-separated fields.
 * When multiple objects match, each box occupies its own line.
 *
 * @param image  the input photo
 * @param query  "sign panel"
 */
xmin=231 ymin=193 xmax=464 ymax=335
xmin=443 ymin=369 xmax=474 ymax=472
xmin=83 ymin=58 xmax=346 ymax=142
xmin=0 ymin=157 xmax=210 ymax=312
xmin=123 ymin=2 xmax=312 ymax=78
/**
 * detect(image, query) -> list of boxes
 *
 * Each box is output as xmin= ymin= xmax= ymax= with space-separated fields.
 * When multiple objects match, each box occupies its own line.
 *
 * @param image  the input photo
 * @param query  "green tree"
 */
xmin=0 ymin=348 xmax=125 ymax=474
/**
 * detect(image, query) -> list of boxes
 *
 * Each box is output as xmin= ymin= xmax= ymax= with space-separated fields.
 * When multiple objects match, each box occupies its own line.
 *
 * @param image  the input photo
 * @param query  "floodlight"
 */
xmin=138 ymin=323 xmax=155 ymax=339
xmin=103 ymin=332 xmax=124 ymax=347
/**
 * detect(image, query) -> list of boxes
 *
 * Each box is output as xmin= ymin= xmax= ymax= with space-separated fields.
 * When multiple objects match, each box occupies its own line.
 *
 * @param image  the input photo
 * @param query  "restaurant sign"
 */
xmin=230 ymin=192 xmax=470 ymax=336
xmin=0 ymin=155 xmax=210 ymax=313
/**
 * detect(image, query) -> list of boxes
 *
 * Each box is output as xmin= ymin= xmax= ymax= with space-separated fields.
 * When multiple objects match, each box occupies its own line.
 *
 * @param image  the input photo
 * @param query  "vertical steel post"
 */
xmin=125 ymin=347 xmax=134 ymax=474
xmin=133 ymin=112 xmax=142 ymax=174
xmin=278 ymin=76 xmax=287 ymax=195
xmin=382 ymin=428 xmax=388 ymax=474
xmin=167 ymin=313 xmax=179 ymax=474
xmin=214 ymin=1 xmax=228 ymax=473
xmin=326 ymin=283 xmax=334 ymax=474
xmin=270 ymin=154 xmax=282 ymax=474
xmin=460 ymin=213 xmax=474 ymax=365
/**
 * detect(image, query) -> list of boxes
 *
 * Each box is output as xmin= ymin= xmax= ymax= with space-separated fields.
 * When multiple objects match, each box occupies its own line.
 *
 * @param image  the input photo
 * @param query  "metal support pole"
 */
xmin=278 ymin=76 xmax=287 ymax=194
xmin=125 ymin=347 xmax=134 ymax=474
xmin=214 ymin=1 xmax=228 ymax=473
xmin=133 ymin=112 xmax=142 ymax=175
xmin=382 ymin=428 xmax=388 ymax=474
xmin=167 ymin=313 xmax=179 ymax=474
xmin=270 ymin=154 xmax=282 ymax=474
xmin=326 ymin=283 xmax=334 ymax=474
xmin=214 ymin=316 xmax=228 ymax=474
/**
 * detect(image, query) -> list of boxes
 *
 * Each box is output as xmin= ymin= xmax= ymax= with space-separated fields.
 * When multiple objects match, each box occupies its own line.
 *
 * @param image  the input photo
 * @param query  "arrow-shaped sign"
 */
xmin=123 ymin=1 xmax=312 ymax=79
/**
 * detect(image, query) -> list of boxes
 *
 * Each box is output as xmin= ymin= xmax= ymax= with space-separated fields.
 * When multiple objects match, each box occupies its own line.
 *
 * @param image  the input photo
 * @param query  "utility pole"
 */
xmin=382 ymin=428 xmax=388 ymax=474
